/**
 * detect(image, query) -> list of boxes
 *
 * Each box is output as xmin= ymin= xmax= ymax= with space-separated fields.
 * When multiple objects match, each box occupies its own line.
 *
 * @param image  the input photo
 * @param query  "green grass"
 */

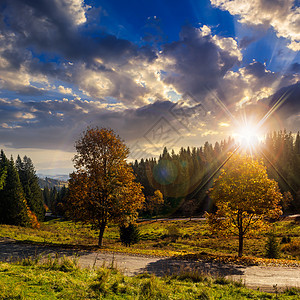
xmin=0 ymin=218 xmax=300 ymax=264
xmin=0 ymin=259 xmax=299 ymax=299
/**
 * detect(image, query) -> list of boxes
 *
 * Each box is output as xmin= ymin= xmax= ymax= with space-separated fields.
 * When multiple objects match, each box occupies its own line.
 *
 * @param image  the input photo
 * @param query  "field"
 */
xmin=0 ymin=217 xmax=299 ymax=265
xmin=0 ymin=257 xmax=300 ymax=299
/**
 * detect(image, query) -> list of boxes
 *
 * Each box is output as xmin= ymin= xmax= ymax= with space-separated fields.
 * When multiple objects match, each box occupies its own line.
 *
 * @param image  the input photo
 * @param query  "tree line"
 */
xmin=132 ymin=130 xmax=300 ymax=216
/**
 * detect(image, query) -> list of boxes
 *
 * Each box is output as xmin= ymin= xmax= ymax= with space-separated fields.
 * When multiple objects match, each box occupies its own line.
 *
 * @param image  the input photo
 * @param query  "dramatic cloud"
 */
xmin=217 ymin=61 xmax=299 ymax=109
xmin=160 ymin=25 xmax=242 ymax=108
xmin=0 ymin=0 xmax=157 ymax=105
xmin=211 ymin=0 xmax=300 ymax=51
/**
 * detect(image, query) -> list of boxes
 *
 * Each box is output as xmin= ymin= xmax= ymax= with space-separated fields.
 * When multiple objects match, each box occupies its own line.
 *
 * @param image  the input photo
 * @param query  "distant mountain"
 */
xmin=37 ymin=174 xmax=69 ymax=181
xmin=38 ymin=177 xmax=68 ymax=189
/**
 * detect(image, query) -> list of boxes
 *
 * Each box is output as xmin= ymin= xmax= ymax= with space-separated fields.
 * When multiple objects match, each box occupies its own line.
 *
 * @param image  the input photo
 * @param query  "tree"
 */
xmin=182 ymin=198 xmax=198 ymax=221
xmin=67 ymin=127 xmax=145 ymax=246
xmin=265 ymin=232 xmax=280 ymax=259
xmin=145 ymin=190 xmax=164 ymax=220
xmin=0 ymin=153 xmax=31 ymax=226
xmin=16 ymin=155 xmax=45 ymax=221
xmin=205 ymin=153 xmax=283 ymax=257
xmin=0 ymin=158 xmax=7 ymax=191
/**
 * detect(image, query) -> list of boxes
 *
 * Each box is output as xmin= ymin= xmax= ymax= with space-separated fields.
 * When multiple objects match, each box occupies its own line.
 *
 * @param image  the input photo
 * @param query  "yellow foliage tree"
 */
xmin=146 ymin=190 xmax=164 ymax=220
xmin=205 ymin=153 xmax=283 ymax=257
xmin=67 ymin=127 xmax=145 ymax=246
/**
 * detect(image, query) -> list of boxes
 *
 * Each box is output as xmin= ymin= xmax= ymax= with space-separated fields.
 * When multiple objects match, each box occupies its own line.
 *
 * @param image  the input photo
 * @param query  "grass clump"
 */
xmin=170 ymin=267 xmax=212 ymax=284
xmin=140 ymin=275 xmax=168 ymax=299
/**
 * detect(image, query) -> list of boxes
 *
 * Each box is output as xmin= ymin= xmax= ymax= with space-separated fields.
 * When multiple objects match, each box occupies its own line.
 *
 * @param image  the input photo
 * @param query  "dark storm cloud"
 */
xmin=0 ymin=0 xmax=155 ymax=63
xmin=161 ymin=26 xmax=241 ymax=103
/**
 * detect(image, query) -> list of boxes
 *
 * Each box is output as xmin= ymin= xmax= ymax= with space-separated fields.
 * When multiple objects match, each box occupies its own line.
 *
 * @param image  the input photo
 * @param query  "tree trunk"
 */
xmin=238 ymin=209 xmax=243 ymax=257
xmin=238 ymin=232 xmax=243 ymax=257
xmin=98 ymin=222 xmax=106 ymax=247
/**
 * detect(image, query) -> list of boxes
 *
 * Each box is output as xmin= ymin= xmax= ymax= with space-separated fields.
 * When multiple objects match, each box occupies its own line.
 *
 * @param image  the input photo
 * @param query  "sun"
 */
xmin=235 ymin=125 xmax=261 ymax=150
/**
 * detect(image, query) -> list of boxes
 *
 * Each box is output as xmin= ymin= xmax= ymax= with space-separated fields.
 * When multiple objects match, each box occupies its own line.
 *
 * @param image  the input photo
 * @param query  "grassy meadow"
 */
xmin=0 ymin=217 xmax=299 ymax=265
xmin=0 ymin=257 xmax=300 ymax=299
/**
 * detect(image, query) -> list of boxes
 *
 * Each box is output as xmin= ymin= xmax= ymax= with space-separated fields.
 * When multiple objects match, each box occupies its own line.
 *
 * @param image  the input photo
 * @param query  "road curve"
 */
xmin=0 ymin=239 xmax=299 ymax=293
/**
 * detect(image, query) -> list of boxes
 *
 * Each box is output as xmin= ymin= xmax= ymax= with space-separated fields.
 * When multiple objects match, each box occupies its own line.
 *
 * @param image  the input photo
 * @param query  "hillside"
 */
xmin=38 ymin=177 xmax=68 ymax=189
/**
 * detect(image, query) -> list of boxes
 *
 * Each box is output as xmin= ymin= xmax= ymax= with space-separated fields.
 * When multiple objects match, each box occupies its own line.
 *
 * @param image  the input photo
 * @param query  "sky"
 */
xmin=0 ymin=0 xmax=299 ymax=176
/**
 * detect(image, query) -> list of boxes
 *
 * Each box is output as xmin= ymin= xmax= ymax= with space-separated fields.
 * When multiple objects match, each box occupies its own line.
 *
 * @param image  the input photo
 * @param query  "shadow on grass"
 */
xmin=0 ymin=238 xmax=101 ymax=262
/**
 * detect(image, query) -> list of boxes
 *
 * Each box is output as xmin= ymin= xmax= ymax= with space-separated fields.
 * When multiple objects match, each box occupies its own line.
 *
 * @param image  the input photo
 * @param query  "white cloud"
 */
xmin=15 ymin=112 xmax=36 ymax=119
xmin=211 ymin=0 xmax=300 ymax=51
xmin=58 ymin=85 xmax=73 ymax=95
xmin=57 ymin=0 xmax=90 ymax=26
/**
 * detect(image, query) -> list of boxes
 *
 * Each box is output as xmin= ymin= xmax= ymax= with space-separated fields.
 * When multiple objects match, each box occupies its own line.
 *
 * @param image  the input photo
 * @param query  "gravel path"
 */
xmin=0 ymin=238 xmax=299 ymax=293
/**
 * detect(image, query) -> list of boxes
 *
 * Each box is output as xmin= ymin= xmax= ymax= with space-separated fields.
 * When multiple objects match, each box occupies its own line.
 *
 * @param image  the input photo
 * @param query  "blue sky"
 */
xmin=0 ymin=0 xmax=299 ymax=175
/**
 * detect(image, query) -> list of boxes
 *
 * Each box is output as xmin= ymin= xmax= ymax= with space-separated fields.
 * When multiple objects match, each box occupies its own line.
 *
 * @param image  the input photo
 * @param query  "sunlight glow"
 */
xmin=235 ymin=125 xmax=260 ymax=151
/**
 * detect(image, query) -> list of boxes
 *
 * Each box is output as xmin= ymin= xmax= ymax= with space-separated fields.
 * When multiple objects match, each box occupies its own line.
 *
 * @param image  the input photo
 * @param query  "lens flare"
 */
xmin=234 ymin=125 xmax=261 ymax=154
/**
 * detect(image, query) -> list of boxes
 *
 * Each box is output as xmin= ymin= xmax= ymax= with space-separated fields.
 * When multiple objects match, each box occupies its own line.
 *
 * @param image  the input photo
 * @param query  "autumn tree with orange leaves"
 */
xmin=206 ymin=153 xmax=283 ymax=257
xmin=67 ymin=127 xmax=145 ymax=247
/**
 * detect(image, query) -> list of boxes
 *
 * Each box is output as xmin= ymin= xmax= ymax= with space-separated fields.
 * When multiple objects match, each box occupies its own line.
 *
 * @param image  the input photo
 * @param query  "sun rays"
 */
xmin=193 ymin=85 xmax=296 ymax=194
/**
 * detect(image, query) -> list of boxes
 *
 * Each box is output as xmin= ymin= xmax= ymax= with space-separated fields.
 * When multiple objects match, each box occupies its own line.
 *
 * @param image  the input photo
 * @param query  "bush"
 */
xmin=265 ymin=233 xmax=280 ymax=259
xmin=166 ymin=225 xmax=181 ymax=242
xmin=281 ymin=236 xmax=291 ymax=244
xmin=281 ymin=240 xmax=300 ymax=257
xmin=119 ymin=223 xmax=140 ymax=247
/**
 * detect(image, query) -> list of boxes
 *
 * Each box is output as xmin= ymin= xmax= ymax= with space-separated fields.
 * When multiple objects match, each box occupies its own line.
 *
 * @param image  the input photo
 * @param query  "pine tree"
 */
xmin=16 ymin=155 xmax=45 ymax=221
xmin=0 ymin=153 xmax=30 ymax=226
xmin=295 ymin=132 xmax=300 ymax=155
xmin=0 ymin=151 xmax=7 ymax=191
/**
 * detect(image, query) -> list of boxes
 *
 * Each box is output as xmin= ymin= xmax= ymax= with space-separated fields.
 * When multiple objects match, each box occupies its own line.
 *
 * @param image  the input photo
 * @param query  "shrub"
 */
xmin=281 ymin=236 xmax=291 ymax=244
xmin=119 ymin=223 xmax=140 ymax=247
xmin=265 ymin=233 xmax=280 ymax=259
xmin=27 ymin=208 xmax=40 ymax=229
xmin=166 ymin=225 xmax=181 ymax=242
xmin=281 ymin=240 xmax=300 ymax=257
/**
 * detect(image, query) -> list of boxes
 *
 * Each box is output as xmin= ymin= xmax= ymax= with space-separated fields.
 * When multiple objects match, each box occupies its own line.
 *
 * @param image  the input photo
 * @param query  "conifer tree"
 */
xmin=0 ymin=152 xmax=30 ymax=226
xmin=16 ymin=155 xmax=45 ymax=221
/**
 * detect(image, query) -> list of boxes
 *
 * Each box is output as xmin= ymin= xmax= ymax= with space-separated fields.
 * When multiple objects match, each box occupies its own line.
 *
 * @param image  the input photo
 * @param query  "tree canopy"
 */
xmin=67 ymin=127 xmax=145 ymax=246
xmin=206 ymin=153 xmax=283 ymax=257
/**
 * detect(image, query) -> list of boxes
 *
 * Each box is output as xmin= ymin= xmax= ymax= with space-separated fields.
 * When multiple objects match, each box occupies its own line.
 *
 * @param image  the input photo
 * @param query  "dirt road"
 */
xmin=0 ymin=238 xmax=299 ymax=292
